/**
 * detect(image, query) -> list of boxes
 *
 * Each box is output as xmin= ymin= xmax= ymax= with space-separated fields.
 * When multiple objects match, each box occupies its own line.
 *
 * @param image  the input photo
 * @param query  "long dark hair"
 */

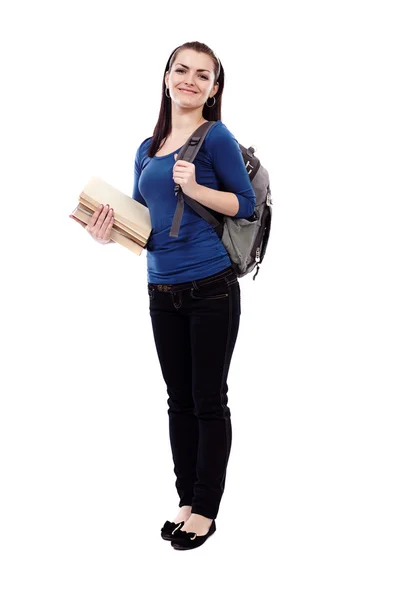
xmin=148 ymin=41 xmax=225 ymax=158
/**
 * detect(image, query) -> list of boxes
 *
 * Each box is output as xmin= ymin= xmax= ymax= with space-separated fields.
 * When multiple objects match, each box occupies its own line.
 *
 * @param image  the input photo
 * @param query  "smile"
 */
xmin=179 ymin=89 xmax=197 ymax=94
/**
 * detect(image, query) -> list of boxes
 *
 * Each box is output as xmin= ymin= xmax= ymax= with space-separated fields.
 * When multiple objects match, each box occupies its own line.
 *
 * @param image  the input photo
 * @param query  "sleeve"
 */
xmin=132 ymin=143 xmax=147 ymax=207
xmin=209 ymin=125 xmax=256 ymax=218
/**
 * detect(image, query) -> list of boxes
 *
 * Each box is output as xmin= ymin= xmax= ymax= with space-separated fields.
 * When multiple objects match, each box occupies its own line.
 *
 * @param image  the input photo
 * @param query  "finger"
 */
xmin=86 ymin=207 xmax=99 ymax=228
xmin=174 ymin=160 xmax=191 ymax=168
xmin=173 ymin=165 xmax=193 ymax=174
xmin=95 ymin=204 xmax=110 ymax=229
xmin=87 ymin=203 xmax=105 ymax=227
xmin=98 ymin=208 xmax=114 ymax=238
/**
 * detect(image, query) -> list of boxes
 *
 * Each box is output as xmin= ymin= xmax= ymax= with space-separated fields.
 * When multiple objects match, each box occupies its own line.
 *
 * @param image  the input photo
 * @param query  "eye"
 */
xmin=175 ymin=68 xmax=208 ymax=80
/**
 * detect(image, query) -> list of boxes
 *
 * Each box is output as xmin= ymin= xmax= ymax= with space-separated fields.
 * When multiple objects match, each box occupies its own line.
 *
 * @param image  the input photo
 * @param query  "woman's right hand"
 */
xmin=85 ymin=204 xmax=115 ymax=244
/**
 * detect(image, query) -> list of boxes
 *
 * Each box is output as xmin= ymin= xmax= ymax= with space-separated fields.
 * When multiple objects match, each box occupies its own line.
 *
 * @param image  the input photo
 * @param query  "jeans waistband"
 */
xmin=148 ymin=266 xmax=237 ymax=293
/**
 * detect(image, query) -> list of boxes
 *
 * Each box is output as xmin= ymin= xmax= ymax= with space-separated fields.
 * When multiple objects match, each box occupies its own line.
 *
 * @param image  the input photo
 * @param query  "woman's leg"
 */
xmin=148 ymin=289 xmax=198 ymax=509
xmin=188 ymin=273 xmax=241 ymax=520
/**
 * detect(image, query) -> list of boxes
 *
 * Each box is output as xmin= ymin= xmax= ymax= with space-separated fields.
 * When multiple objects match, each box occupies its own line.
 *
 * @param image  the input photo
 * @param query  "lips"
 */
xmin=178 ymin=88 xmax=197 ymax=94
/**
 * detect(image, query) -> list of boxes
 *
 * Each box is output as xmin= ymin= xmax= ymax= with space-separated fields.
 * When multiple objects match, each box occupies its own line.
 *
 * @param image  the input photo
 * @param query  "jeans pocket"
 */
xmin=190 ymin=278 xmax=230 ymax=300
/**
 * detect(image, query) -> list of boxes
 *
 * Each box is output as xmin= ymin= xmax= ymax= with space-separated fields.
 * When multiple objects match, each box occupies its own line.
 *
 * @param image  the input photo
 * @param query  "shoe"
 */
xmin=160 ymin=520 xmax=184 ymax=541
xmin=170 ymin=519 xmax=216 ymax=550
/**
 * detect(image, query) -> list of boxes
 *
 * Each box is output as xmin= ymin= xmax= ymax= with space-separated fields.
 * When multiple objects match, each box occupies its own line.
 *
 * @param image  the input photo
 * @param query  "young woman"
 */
xmin=82 ymin=41 xmax=256 ymax=550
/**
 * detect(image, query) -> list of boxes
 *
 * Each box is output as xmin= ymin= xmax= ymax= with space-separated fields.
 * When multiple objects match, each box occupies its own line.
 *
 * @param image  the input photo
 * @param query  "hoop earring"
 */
xmin=206 ymin=96 xmax=216 ymax=107
xmin=165 ymin=87 xmax=171 ymax=99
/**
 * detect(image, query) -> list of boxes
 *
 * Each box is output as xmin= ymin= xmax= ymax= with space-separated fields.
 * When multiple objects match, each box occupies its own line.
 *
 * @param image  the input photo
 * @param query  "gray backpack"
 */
xmin=170 ymin=121 xmax=273 ymax=280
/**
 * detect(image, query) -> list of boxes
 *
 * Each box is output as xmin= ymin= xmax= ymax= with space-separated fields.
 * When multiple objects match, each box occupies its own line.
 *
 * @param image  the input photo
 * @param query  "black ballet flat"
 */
xmin=170 ymin=519 xmax=216 ymax=550
xmin=161 ymin=520 xmax=184 ymax=541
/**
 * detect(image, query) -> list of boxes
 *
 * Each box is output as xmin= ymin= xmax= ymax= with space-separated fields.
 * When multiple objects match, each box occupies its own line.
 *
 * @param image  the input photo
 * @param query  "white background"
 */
xmin=1 ymin=0 xmax=399 ymax=598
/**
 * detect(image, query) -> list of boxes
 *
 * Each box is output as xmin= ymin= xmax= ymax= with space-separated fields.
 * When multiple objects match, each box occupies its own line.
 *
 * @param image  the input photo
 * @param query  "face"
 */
xmin=165 ymin=49 xmax=219 ymax=108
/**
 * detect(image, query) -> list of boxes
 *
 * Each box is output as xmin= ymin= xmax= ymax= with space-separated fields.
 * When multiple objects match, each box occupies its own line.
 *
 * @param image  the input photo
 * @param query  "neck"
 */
xmin=170 ymin=105 xmax=206 ymax=135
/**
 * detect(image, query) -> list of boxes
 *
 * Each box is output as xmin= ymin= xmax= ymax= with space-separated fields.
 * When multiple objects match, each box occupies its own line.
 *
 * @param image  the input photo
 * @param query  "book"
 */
xmin=70 ymin=176 xmax=152 ymax=255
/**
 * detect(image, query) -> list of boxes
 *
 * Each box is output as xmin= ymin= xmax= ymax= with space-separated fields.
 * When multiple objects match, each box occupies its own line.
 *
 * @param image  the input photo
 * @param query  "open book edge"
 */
xmin=75 ymin=201 xmax=148 ymax=245
xmin=70 ymin=205 xmax=144 ymax=255
xmin=80 ymin=176 xmax=151 ymax=239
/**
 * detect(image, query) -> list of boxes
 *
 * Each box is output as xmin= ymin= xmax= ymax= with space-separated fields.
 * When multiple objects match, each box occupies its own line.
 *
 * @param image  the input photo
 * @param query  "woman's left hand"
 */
xmin=173 ymin=155 xmax=199 ymax=198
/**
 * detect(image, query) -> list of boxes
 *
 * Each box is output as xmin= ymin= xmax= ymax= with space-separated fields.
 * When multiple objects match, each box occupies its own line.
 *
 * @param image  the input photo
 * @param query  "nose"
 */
xmin=184 ymin=72 xmax=195 ymax=86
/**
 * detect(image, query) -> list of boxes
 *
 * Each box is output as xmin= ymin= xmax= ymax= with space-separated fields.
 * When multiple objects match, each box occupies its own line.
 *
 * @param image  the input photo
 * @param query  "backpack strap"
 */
xmin=169 ymin=121 xmax=222 ymax=239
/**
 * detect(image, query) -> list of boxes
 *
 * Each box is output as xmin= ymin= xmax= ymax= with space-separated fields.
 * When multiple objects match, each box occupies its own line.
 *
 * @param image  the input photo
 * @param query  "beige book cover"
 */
xmin=70 ymin=205 xmax=144 ymax=255
xmin=70 ymin=176 xmax=152 ymax=254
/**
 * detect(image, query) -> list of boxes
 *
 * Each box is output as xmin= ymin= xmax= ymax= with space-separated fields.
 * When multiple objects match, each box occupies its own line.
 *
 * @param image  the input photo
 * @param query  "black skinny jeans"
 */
xmin=147 ymin=265 xmax=241 ymax=520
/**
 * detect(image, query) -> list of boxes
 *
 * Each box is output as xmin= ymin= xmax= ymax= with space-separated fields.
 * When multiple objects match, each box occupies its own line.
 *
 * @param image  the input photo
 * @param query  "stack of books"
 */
xmin=70 ymin=176 xmax=152 ymax=255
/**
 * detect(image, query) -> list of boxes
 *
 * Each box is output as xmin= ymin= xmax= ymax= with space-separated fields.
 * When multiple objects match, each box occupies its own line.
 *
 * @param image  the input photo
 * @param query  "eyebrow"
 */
xmin=175 ymin=63 xmax=211 ymax=73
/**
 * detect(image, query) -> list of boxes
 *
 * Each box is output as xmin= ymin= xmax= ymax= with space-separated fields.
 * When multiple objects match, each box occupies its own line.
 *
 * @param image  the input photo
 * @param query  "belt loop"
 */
xmin=192 ymin=280 xmax=199 ymax=290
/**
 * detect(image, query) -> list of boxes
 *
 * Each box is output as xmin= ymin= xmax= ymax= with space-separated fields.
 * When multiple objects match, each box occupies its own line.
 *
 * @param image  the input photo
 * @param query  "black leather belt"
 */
xmin=147 ymin=266 xmax=236 ymax=293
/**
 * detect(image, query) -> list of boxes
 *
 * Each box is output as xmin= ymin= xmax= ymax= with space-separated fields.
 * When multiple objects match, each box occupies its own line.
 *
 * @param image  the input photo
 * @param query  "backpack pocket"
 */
xmin=222 ymin=216 xmax=261 ymax=264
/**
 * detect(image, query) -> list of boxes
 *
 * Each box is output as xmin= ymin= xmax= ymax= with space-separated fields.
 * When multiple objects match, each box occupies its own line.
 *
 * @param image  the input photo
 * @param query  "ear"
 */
xmin=211 ymin=81 xmax=219 ymax=97
xmin=164 ymin=72 xmax=169 ymax=87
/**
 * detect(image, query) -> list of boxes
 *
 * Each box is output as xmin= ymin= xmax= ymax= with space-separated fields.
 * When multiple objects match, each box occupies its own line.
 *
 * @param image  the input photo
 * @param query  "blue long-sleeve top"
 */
xmin=133 ymin=120 xmax=256 ymax=284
